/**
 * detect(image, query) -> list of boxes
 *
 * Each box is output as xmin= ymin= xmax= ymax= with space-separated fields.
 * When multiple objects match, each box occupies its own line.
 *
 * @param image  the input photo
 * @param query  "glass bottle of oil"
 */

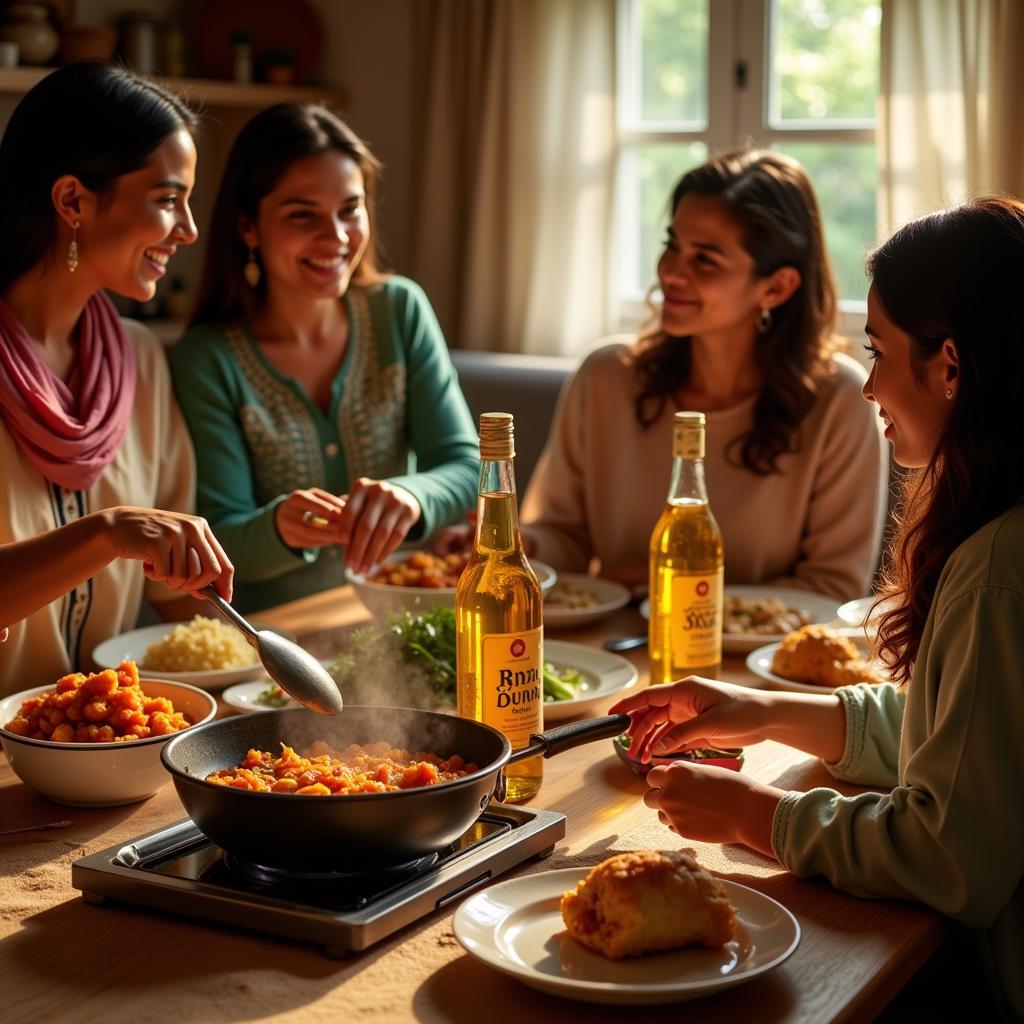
xmin=648 ymin=411 xmax=724 ymax=684
xmin=456 ymin=412 xmax=543 ymax=802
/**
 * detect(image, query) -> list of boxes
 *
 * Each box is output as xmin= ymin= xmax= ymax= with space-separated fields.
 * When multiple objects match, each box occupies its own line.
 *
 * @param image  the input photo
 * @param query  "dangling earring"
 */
xmin=244 ymin=246 xmax=261 ymax=288
xmin=67 ymin=222 xmax=80 ymax=273
xmin=945 ymin=387 xmax=953 ymax=399
xmin=757 ymin=307 xmax=772 ymax=333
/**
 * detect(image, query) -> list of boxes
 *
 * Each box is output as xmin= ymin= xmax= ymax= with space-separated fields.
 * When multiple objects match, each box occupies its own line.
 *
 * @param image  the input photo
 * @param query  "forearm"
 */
xmin=0 ymin=512 xmax=116 ymax=626
xmin=759 ymin=690 xmax=847 ymax=764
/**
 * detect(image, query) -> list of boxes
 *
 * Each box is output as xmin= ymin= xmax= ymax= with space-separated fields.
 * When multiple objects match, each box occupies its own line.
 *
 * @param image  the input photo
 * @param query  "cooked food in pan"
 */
xmin=560 ymin=850 xmax=737 ymax=959
xmin=205 ymin=740 xmax=479 ymax=795
xmin=3 ymin=661 xmax=193 ymax=743
xmin=771 ymin=624 xmax=885 ymax=687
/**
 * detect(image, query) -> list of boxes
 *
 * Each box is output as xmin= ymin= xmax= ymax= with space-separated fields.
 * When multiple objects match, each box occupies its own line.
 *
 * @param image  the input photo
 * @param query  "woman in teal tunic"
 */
xmin=171 ymin=104 xmax=478 ymax=612
xmin=611 ymin=197 xmax=1024 ymax=1018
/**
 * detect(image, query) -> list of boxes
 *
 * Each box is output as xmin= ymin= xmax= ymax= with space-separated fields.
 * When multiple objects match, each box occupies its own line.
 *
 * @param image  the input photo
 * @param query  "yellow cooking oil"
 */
xmin=456 ymin=413 xmax=543 ymax=802
xmin=648 ymin=412 xmax=724 ymax=685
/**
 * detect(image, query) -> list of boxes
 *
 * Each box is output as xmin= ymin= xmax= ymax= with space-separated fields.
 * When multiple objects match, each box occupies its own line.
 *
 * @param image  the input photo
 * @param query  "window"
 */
xmin=615 ymin=0 xmax=881 ymax=314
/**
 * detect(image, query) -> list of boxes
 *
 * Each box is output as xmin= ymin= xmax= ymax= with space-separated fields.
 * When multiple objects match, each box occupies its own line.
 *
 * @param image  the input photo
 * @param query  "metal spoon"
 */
xmin=201 ymin=585 xmax=344 ymax=716
xmin=603 ymin=634 xmax=648 ymax=652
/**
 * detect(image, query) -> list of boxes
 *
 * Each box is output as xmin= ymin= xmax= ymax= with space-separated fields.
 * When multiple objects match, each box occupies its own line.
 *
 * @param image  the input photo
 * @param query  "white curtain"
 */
xmin=408 ymin=0 xmax=617 ymax=355
xmin=878 ymin=0 xmax=1024 ymax=236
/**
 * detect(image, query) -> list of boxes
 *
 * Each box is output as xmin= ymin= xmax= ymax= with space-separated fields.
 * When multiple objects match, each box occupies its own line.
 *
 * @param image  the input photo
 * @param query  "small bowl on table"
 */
xmin=613 ymin=734 xmax=744 ymax=774
xmin=347 ymin=550 xmax=557 ymax=621
xmin=0 ymin=679 xmax=216 ymax=807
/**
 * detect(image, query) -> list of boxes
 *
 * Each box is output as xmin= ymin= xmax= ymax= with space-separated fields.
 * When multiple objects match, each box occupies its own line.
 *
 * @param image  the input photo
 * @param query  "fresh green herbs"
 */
xmin=255 ymin=684 xmax=290 ymax=708
xmin=328 ymin=605 xmax=584 ymax=709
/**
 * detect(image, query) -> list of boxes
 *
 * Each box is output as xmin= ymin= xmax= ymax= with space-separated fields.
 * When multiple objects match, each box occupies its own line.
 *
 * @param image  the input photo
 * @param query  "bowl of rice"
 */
xmin=92 ymin=615 xmax=294 ymax=689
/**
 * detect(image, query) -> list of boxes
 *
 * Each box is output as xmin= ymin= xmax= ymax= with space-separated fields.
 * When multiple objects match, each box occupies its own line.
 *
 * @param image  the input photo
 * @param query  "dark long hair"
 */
xmin=870 ymin=197 xmax=1024 ymax=682
xmin=633 ymin=150 xmax=838 ymax=474
xmin=0 ymin=62 xmax=196 ymax=292
xmin=189 ymin=103 xmax=385 ymax=327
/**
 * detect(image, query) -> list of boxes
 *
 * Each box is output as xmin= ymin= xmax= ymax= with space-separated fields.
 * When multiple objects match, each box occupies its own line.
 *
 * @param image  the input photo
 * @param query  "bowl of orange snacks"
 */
xmin=0 ymin=660 xmax=215 ymax=807
xmin=346 ymin=550 xmax=557 ymax=621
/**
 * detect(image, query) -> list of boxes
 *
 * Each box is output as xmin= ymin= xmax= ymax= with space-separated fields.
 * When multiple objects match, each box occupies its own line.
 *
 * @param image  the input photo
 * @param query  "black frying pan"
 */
xmin=160 ymin=706 xmax=629 ymax=871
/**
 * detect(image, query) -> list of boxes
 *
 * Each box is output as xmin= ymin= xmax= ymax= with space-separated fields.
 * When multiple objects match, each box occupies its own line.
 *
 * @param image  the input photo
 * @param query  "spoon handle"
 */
xmin=603 ymin=634 xmax=648 ymax=652
xmin=201 ymin=585 xmax=260 ymax=645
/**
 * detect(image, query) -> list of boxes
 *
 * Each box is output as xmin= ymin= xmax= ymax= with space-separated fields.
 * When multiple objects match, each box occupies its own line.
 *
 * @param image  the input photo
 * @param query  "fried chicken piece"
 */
xmin=560 ymin=850 xmax=736 ymax=959
xmin=771 ymin=624 xmax=885 ymax=687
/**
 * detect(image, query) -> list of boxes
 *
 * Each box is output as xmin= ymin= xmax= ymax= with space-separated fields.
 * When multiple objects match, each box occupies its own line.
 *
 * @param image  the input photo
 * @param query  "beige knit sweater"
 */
xmin=521 ymin=339 xmax=888 ymax=601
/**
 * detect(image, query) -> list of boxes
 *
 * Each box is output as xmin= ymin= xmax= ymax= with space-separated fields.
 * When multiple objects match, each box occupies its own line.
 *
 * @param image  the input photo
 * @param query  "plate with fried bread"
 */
xmin=454 ymin=853 xmax=800 ymax=1005
xmin=746 ymin=624 xmax=889 ymax=693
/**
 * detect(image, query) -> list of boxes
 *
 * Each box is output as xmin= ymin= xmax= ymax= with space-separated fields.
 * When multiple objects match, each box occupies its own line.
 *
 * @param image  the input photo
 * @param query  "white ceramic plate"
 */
xmin=745 ymin=641 xmax=890 ymax=693
xmin=543 ymin=574 xmax=631 ymax=630
xmin=543 ymin=640 xmax=638 ymax=722
xmin=92 ymin=621 xmax=295 ymax=690
xmin=639 ymin=585 xmax=841 ymax=654
xmin=453 ymin=867 xmax=800 ymax=1005
xmin=221 ymin=679 xmax=301 ymax=713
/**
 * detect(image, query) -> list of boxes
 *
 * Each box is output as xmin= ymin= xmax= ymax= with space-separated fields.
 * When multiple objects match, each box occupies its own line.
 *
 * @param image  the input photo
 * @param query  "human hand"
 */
xmin=609 ymin=677 xmax=773 ymax=764
xmin=643 ymin=760 xmax=782 ymax=856
xmin=337 ymin=477 xmax=422 ymax=575
xmin=275 ymin=488 xmax=347 ymax=550
xmin=431 ymin=510 xmax=476 ymax=556
xmin=104 ymin=506 xmax=234 ymax=600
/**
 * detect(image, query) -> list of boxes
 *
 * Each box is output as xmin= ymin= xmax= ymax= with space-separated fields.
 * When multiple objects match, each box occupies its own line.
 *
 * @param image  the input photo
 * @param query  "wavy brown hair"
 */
xmin=633 ymin=150 xmax=838 ymax=474
xmin=190 ymin=103 xmax=385 ymax=328
xmin=870 ymin=197 xmax=1024 ymax=683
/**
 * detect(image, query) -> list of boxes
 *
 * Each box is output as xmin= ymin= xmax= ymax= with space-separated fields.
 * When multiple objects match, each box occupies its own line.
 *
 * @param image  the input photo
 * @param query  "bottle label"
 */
xmin=481 ymin=626 xmax=543 ymax=747
xmin=670 ymin=569 xmax=723 ymax=667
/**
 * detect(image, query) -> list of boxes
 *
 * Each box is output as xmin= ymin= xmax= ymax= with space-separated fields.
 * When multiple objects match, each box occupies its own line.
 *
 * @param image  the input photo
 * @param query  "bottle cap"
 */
xmin=673 ymin=410 xmax=705 ymax=459
xmin=479 ymin=412 xmax=515 ymax=461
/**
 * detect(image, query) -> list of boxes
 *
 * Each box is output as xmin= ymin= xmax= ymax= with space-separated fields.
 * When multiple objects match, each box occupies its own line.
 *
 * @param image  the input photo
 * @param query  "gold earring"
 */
xmin=945 ymin=387 xmax=953 ymax=399
xmin=757 ymin=307 xmax=772 ymax=333
xmin=67 ymin=222 xmax=80 ymax=273
xmin=244 ymin=246 xmax=261 ymax=287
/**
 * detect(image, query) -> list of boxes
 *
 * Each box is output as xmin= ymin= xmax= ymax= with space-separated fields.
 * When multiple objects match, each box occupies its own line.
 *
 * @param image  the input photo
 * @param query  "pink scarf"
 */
xmin=0 ymin=292 xmax=136 ymax=491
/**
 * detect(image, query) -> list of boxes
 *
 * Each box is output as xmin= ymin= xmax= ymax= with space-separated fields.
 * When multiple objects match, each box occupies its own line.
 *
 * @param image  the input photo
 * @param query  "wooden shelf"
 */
xmin=0 ymin=67 xmax=346 ymax=108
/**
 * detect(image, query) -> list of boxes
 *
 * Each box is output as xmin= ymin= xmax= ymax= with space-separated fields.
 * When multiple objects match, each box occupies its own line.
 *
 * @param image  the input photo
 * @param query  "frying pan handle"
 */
xmin=507 ymin=713 xmax=632 ymax=764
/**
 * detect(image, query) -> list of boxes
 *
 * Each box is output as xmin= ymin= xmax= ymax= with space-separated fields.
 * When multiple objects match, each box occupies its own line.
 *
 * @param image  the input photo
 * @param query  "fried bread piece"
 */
xmin=771 ymin=624 xmax=884 ymax=687
xmin=560 ymin=850 xmax=736 ymax=959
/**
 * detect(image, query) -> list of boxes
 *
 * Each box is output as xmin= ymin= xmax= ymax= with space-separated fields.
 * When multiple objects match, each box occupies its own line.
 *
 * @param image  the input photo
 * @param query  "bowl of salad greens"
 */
xmin=325 ymin=607 xmax=628 ymax=718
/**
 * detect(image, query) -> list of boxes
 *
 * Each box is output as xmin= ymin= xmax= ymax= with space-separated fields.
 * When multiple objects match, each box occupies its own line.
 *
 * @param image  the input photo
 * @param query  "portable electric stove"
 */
xmin=72 ymin=804 xmax=565 ymax=957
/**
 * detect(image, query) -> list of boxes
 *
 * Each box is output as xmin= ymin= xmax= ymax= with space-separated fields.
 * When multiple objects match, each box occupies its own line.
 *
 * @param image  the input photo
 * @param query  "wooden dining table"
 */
xmin=0 ymin=586 xmax=945 ymax=1024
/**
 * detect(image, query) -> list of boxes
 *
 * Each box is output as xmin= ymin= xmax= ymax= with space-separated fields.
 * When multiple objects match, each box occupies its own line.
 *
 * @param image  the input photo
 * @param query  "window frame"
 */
xmin=614 ymin=0 xmax=877 ymax=331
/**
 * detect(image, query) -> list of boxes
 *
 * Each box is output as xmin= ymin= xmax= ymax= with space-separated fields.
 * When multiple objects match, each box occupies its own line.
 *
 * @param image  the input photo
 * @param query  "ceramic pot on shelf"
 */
xmin=0 ymin=3 xmax=59 ymax=65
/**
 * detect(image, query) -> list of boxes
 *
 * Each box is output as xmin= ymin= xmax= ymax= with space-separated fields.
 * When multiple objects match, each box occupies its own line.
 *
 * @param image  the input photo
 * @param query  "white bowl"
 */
xmin=347 ymin=552 xmax=557 ymax=621
xmin=0 ymin=679 xmax=216 ymax=807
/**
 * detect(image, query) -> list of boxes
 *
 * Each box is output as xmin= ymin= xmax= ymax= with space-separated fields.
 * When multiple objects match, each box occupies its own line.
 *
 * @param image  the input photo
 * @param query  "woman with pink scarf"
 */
xmin=0 ymin=64 xmax=233 ymax=696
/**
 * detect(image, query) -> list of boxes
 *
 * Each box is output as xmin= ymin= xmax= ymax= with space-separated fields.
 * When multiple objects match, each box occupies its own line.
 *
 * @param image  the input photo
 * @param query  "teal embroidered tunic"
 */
xmin=170 ymin=277 xmax=479 ymax=613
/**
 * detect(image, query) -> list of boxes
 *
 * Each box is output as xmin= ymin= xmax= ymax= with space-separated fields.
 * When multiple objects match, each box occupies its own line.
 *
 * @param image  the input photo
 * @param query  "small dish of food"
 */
xmin=542 ymin=573 xmax=631 ymax=630
xmin=221 ymin=680 xmax=301 ymax=713
xmin=612 ymin=734 xmax=743 ymax=773
xmin=0 ymin=661 xmax=215 ymax=806
xmin=453 ymin=856 xmax=800 ymax=1004
xmin=640 ymin=585 xmax=841 ymax=654
xmin=92 ymin=616 xmax=296 ymax=689
xmin=541 ymin=640 xmax=639 ymax=722
xmin=746 ymin=624 xmax=889 ymax=693
xmin=346 ymin=550 xmax=556 ymax=620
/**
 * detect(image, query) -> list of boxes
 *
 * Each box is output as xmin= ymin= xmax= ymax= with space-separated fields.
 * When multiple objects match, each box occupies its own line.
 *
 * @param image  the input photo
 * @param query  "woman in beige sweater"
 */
xmin=613 ymin=198 xmax=1024 ymax=1017
xmin=521 ymin=151 xmax=887 ymax=600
